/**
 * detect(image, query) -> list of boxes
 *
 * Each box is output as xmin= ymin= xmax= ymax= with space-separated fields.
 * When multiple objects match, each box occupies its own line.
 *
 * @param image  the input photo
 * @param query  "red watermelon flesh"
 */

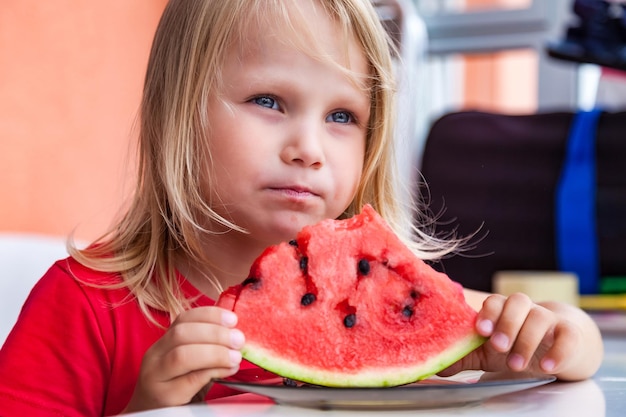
xmin=217 ymin=205 xmax=485 ymax=387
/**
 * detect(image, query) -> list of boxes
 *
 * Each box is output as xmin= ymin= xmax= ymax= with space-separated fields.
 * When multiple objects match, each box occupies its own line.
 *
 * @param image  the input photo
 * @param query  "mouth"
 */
xmin=268 ymin=185 xmax=320 ymax=198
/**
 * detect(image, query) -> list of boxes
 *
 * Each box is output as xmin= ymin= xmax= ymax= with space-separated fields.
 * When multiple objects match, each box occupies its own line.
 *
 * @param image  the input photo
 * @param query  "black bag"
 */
xmin=419 ymin=110 xmax=626 ymax=293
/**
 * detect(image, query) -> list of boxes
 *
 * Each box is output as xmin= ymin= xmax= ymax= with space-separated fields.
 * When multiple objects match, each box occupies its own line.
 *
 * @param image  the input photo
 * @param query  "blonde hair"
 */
xmin=70 ymin=0 xmax=459 ymax=323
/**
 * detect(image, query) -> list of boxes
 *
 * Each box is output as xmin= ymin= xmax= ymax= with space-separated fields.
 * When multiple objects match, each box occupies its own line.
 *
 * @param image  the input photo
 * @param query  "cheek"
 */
xmin=337 ymin=142 xmax=366 ymax=196
xmin=350 ymin=161 xmax=365 ymax=195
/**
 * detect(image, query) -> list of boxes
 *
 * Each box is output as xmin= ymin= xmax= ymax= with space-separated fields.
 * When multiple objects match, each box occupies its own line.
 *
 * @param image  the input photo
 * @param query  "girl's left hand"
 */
xmin=439 ymin=292 xmax=600 ymax=380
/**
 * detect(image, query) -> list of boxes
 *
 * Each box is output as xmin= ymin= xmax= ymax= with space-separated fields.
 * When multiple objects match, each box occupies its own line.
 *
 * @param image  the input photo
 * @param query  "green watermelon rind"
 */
xmin=241 ymin=332 xmax=486 ymax=387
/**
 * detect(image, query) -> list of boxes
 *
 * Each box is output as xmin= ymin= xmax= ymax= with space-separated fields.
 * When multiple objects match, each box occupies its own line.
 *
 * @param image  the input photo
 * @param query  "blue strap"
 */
xmin=555 ymin=109 xmax=602 ymax=294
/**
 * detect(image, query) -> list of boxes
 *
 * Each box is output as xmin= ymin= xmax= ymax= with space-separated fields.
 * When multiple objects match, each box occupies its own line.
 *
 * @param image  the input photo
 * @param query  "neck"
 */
xmin=175 ymin=230 xmax=270 ymax=301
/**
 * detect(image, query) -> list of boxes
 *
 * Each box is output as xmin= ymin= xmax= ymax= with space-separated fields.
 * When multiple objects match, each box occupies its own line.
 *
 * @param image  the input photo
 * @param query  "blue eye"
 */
xmin=327 ymin=111 xmax=353 ymax=124
xmin=252 ymin=96 xmax=279 ymax=110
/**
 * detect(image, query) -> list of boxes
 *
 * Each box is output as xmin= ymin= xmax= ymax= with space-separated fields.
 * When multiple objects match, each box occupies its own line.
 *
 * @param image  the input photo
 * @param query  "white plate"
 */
xmin=215 ymin=369 xmax=556 ymax=410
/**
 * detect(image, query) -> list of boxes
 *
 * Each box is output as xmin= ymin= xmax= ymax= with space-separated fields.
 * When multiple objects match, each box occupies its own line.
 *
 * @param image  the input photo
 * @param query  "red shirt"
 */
xmin=0 ymin=257 xmax=249 ymax=416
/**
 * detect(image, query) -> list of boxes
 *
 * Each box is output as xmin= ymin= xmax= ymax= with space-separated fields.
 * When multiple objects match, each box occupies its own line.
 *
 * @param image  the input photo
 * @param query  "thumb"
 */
xmin=437 ymin=358 xmax=464 ymax=377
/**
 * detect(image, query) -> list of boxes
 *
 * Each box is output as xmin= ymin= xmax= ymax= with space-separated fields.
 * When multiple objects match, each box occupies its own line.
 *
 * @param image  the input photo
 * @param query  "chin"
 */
xmin=265 ymin=218 xmax=317 ymax=242
xmin=248 ymin=208 xmax=333 ymax=244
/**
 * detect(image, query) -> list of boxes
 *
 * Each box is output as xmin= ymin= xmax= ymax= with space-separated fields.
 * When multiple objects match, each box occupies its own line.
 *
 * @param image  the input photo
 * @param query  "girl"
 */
xmin=0 ymin=0 xmax=603 ymax=416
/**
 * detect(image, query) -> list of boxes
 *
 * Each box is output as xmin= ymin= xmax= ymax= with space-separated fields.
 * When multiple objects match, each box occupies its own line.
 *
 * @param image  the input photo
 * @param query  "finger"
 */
xmin=166 ymin=321 xmax=245 ymax=350
xmin=437 ymin=351 xmax=482 ymax=376
xmin=437 ymin=359 xmax=463 ymax=377
xmin=133 ymin=344 xmax=243 ymax=409
xmin=160 ymin=343 xmax=243 ymax=383
xmin=506 ymin=306 xmax=555 ymax=371
xmin=487 ymin=293 xmax=534 ymax=353
xmin=172 ymin=306 xmax=238 ymax=328
xmin=165 ymin=364 xmax=242 ymax=405
xmin=144 ymin=322 xmax=245 ymax=386
xmin=538 ymin=320 xmax=580 ymax=374
xmin=475 ymin=294 xmax=506 ymax=337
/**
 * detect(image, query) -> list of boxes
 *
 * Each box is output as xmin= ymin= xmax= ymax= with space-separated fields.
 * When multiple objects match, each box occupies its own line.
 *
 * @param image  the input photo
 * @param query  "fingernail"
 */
xmin=491 ymin=332 xmax=509 ymax=350
xmin=477 ymin=319 xmax=494 ymax=335
xmin=222 ymin=311 xmax=238 ymax=327
xmin=230 ymin=329 xmax=245 ymax=348
xmin=229 ymin=349 xmax=242 ymax=366
xmin=541 ymin=358 xmax=556 ymax=372
xmin=508 ymin=354 xmax=525 ymax=371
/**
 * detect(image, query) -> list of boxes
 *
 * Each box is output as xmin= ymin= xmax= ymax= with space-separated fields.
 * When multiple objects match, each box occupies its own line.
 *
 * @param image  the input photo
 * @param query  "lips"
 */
xmin=267 ymin=184 xmax=321 ymax=198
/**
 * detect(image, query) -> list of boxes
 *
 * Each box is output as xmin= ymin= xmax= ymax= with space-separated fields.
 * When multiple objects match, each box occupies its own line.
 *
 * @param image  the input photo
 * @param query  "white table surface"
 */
xmin=124 ymin=314 xmax=626 ymax=417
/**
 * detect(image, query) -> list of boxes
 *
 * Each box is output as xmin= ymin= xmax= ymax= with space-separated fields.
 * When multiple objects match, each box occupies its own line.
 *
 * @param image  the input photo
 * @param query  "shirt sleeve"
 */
xmin=0 ymin=260 xmax=113 ymax=417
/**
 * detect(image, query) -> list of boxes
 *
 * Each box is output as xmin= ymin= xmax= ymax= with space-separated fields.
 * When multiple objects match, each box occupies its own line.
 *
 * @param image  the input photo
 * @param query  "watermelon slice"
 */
xmin=217 ymin=205 xmax=485 ymax=387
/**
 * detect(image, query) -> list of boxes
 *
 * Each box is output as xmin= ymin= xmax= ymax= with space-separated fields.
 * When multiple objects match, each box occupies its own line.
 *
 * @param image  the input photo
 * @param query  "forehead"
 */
xmin=229 ymin=0 xmax=370 ymax=78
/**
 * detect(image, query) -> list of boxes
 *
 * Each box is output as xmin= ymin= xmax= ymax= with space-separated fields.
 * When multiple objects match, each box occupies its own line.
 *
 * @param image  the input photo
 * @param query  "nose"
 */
xmin=280 ymin=119 xmax=325 ymax=168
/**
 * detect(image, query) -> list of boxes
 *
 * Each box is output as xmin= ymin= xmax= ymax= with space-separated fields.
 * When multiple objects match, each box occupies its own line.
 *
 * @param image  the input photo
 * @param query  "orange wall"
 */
xmin=464 ymin=49 xmax=538 ymax=113
xmin=0 ymin=0 xmax=167 ymax=242
xmin=463 ymin=0 xmax=537 ymax=113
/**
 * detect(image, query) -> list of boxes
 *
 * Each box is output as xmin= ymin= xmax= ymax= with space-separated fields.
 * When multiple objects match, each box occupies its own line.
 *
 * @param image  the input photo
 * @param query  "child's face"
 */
xmin=206 ymin=1 xmax=370 ymax=245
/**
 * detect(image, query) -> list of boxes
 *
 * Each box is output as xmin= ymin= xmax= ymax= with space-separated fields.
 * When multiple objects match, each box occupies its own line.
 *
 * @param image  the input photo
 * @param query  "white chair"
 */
xmin=0 ymin=233 xmax=69 ymax=346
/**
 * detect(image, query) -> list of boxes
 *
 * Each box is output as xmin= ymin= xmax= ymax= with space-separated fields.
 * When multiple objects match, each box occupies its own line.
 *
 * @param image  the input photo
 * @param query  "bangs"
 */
xmin=231 ymin=0 xmax=374 ymax=93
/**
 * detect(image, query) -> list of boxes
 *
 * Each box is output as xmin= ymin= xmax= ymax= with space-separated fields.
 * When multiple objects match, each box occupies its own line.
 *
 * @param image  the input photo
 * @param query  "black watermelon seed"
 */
xmin=410 ymin=290 xmax=419 ymax=299
xmin=299 ymin=257 xmax=308 ymax=272
xmin=289 ymin=240 xmax=298 ymax=247
xmin=301 ymin=293 xmax=316 ymax=306
xmin=343 ymin=313 xmax=356 ymax=328
xmin=242 ymin=277 xmax=260 ymax=289
xmin=357 ymin=259 xmax=370 ymax=276
xmin=402 ymin=305 xmax=414 ymax=318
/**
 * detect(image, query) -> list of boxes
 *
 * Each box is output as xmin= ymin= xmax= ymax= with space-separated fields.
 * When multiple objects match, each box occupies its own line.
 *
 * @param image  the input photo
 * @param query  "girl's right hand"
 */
xmin=123 ymin=306 xmax=245 ymax=413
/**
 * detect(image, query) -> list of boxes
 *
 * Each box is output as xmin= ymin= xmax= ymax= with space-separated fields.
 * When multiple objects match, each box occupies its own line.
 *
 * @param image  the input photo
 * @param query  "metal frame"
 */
xmin=416 ymin=0 xmax=581 ymax=110
xmin=374 ymin=0 xmax=431 ymax=203
xmin=423 ymin=1 xmax=554 ymax=55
